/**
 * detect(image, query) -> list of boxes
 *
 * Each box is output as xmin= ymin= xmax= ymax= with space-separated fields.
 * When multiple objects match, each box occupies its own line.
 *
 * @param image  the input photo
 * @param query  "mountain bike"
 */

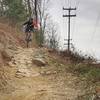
xmin=25 ymin=31 xmax=32 ymax=48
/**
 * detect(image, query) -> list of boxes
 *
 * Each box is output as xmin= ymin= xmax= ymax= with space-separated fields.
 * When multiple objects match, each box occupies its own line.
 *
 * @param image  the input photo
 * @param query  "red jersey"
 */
xmin=33 ymin=20 xmax=40 ymax=30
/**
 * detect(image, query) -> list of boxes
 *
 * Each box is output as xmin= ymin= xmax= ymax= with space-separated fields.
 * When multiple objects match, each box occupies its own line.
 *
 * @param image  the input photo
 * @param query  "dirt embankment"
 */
xmin=0 ymin=22 xmax=25 ymax=97
xmin=0 ymin=22 xmax=25 ymax=66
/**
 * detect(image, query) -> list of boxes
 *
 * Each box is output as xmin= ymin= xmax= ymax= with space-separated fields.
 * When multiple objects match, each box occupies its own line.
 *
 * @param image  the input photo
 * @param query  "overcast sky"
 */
xmin=49 ymin=0 xmax=100 ymax=60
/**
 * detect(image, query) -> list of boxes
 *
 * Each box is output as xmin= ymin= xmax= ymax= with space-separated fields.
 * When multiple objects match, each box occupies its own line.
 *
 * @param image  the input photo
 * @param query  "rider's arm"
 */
xmin=23 ymin=21 xmax=28 ymax=25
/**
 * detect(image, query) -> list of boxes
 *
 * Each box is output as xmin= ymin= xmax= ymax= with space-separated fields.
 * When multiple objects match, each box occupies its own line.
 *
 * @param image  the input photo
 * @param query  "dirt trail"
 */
xmin=0 ymin=47 xmax=89 ymax=100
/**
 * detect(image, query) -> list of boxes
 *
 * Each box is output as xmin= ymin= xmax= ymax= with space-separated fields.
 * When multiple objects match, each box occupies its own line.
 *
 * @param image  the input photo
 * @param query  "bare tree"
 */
xmin=36 ymin=0 xmax=49 ymax=45
xmin=27 ymin=0 xmax=32 ymax=17
xmin=45 ymin=21 xmax=60 ymax=50
xmin=34 ymin=0 xmax=38 ymax=22
xmin=0 ymin=0 xmax=5 ymax=16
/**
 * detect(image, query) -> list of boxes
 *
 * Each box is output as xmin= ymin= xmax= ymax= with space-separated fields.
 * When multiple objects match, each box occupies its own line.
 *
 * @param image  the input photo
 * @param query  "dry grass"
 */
xmin=59 ymin=50 xmax=96 ymax=63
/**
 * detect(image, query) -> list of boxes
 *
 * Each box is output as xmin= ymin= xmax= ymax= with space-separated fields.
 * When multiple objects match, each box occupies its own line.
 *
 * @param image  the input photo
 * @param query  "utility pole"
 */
xmin=63 ymin=7 xmax=76 ymax=52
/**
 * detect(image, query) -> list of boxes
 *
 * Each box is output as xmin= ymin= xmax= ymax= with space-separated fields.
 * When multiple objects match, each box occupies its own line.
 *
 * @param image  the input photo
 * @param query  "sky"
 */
xmin=48 ymin=0 xmax=100 ymax=60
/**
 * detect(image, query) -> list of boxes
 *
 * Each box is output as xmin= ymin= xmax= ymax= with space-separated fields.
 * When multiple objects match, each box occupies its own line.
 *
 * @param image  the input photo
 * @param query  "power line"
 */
xmin=71 ymin=0 xmax=80 ymax=43
xmin=68 ymin=0 xmax=70 ymax=7
xmin=92 ymin=14 xmax=100 ymax=40
xmin=70 ymin=0 xmax=80 ymax=43
xmin=76 ymin=0 xmax=80 ymax=9
xmin=90 ymin=12 xmax=100 ymax=44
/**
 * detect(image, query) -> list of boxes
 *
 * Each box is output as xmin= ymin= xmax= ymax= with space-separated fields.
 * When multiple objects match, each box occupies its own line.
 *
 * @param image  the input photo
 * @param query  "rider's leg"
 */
xmin=25 ymin=32 xmax=28 ymax=41
xmin=29 ymin=27 xmax=34 ymax=40
xmin=28 ymin=32 xmax=32 ymax=41
xmin=25 ymin=26 xmax=29 ymax=40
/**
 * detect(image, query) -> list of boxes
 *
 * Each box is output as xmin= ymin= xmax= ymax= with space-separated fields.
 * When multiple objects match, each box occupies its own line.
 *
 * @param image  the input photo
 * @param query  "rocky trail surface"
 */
xmin=0 ymin=47 xmax=97 ymax=100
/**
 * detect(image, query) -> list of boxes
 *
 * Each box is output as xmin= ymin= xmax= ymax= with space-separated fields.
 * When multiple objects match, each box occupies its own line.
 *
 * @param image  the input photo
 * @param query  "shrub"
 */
xmin=68 ymin=63 xmax=100 ymax=82
xmin=60 ymin=49 xmax=95 ymax=63
xmin=86 ymin=68 xmax=100 ymax=82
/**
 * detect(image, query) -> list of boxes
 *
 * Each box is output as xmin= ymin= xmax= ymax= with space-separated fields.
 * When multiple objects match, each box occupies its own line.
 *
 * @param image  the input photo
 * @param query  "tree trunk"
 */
xmin=34 ymin=0 xmax=38 ymax=22
xmin=27 ymin=0 xmax=32 ymax=18
xmin=0 ymin=0 xmax=4 ymax=16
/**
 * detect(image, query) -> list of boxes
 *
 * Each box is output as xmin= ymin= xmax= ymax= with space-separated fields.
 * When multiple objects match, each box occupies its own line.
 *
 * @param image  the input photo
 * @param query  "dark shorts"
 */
xmin=25 ymin=27 xmax=34 ymax=33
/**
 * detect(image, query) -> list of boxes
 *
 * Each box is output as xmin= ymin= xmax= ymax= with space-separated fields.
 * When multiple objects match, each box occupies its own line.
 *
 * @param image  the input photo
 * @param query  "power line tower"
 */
xmin=63 ymin=7 xmax=76 ymax=52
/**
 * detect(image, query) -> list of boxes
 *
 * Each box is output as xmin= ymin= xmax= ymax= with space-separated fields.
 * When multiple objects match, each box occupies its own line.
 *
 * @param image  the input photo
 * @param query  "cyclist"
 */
xmin=23 ymin=18 xmax=34 ymax=42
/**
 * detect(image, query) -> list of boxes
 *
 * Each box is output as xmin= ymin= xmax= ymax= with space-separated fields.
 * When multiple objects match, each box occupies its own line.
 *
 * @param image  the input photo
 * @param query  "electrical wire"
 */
xmin=76 ymin=0 xmax=80 ymax=9
xmin=67 ymin=0 xmax=69 ymax=7
xmin=71 ymin=0 xmax=80 ymax=43
xmin=90 ymin=12 xmax=100 ymax=45
xmin=71 ymin=0 xmax=80 ymax=44
xmin=71 ymin=0 xmax=77 ymax=40
xmin=88 ymin=12 xmax=100 ymax=57
xmin=73 ymin=0 xmax=100 ymax=57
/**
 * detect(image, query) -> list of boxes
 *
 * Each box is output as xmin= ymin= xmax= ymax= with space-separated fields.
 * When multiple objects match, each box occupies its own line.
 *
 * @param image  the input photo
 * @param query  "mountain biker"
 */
xmin=23 ymin=18 xmax=34 ymax=41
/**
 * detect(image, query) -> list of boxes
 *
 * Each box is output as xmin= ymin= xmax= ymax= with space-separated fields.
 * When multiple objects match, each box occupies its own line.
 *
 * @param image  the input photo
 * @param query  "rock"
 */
xmin=0 ymin=43 xmax=4 ymax=51
xmin=95 ymin=87 xmax=100 ymax=99
xmin=46 ymin=71 xmax=51 ymax=75
xmin=8 ymin=62 xmax=16 ymax=67
xmin=40 ymin=70 xmax=57 ymax=76
xmin=16 ymin=68 xmax=40 ymax=78
xmin=16 ymin=68 xmax=31 ymax=77
xmin=1 ymin=50 xmax=11 ymax=61
xmin=32 ymin=58 xmax=46 ymax=66
xmin=0 ymin=53 xmax=3 ymax=66
xmin=46 ymin=71 xmax=57 ymax=75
